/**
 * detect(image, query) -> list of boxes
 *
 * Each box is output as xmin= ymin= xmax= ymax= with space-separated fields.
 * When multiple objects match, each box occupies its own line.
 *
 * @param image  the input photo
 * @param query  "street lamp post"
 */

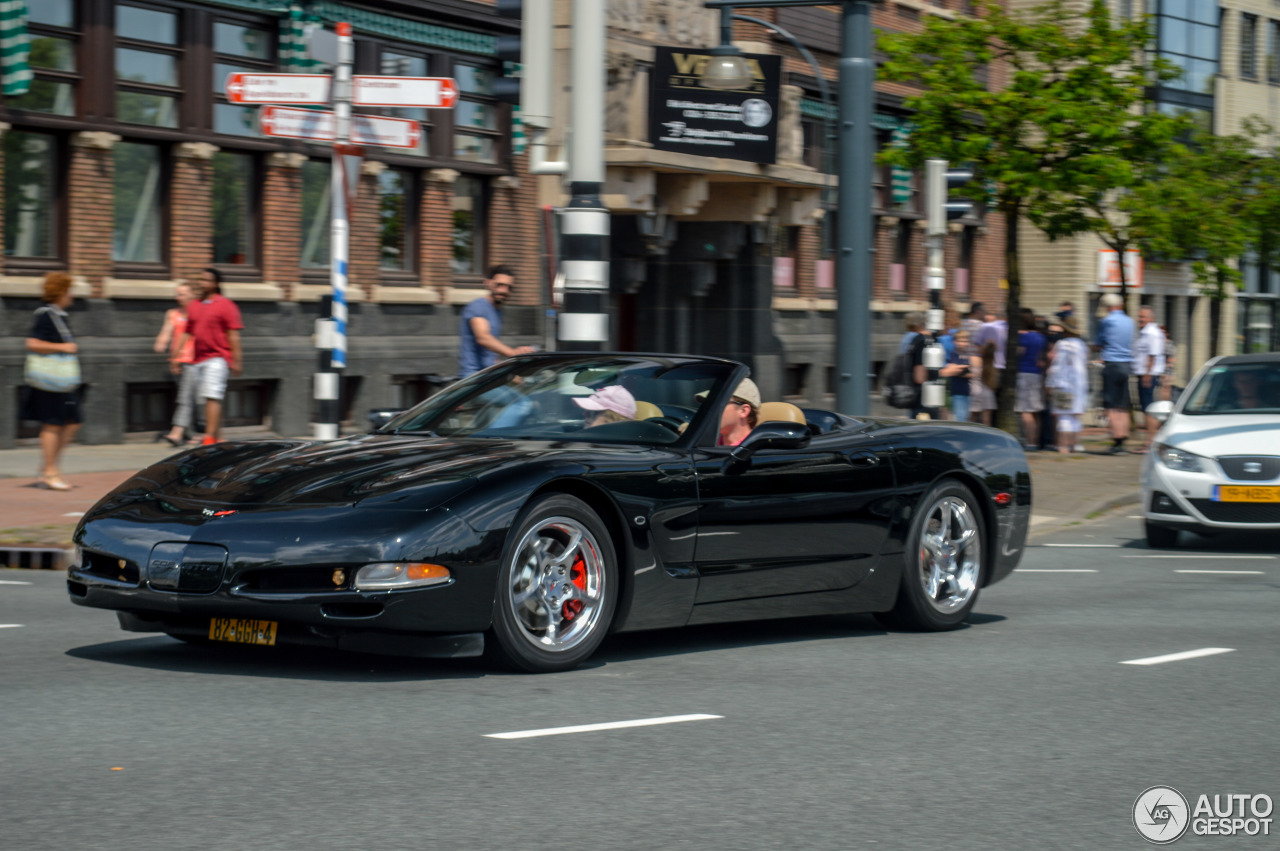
xmin=704 ymin=0 xmax=881 ymax=416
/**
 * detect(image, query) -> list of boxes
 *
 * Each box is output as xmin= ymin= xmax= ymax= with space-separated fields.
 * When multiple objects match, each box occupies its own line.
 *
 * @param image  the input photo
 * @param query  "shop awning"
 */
xmin=0 ymin=0 xmax=31 ymax=97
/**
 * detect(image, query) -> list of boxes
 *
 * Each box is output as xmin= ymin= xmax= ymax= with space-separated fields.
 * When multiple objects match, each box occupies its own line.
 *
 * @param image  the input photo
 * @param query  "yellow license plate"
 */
xmin=1215 ymin=486 xmax=1280 ymax=503
xmin=208 ymin=617 xmax=278 ymax=646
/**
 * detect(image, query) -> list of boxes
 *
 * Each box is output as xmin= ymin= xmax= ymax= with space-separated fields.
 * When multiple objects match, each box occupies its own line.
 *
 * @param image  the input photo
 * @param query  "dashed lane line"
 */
xmin=1175 ymin=569 xmax=1265 ymax=575
xmin=1121 ymin=648 xmax=1235 ymax=666
xmin=0 ymin=580 xmax=34 ymax=585
xmin=1015 ymin=569 xmax=1099 ymax=573
xmin=0 ymin=624 xmax=25 ymax=629
xmin=1040 ymin=543 xmax=1121 ymax=548
xmin=1121 ymin=554 xmax=1274 ymax=559
xmin=485 ymin=714 xmax=722 ymax=740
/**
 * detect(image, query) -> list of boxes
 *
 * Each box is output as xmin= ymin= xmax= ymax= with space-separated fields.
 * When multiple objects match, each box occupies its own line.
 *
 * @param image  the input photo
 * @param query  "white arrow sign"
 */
xmin=352 ymin=75 xmax=459 ymax=108
xmin=259 ymin=106 xmax=422 ymax=149
xmin=225 ymin=73 xmax=331 ymax=104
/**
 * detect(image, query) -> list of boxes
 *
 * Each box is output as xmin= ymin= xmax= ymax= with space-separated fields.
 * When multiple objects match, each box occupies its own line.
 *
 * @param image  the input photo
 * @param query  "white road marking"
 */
xmin=1121 ymin=647 xmax=1235 ymax=666
xmin=1126 ymin=515 xmax=1143 ymax=519
xmin=1015 ymin=569 xmax=1099 ymax=573
xmin=0 ymin=580 xmax=33 ymax=585
xmin=485 ymin=714 xmax=722 ymax=740
xmin=0 ymin=624 xmax=25 ymax=629
xmin=63 ymin=512 xmax=84 ymax=517
xmin=1175 ymin=569 xmax=1265 ymax=575
xmin=1041 ymin=543 xmax=1121 ymax=548
xmin=1123 ymin=554 xmax=1274 ymax=559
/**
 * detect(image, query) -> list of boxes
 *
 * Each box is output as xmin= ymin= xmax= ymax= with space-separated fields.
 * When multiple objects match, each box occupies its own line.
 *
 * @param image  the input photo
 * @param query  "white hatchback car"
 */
xmin=1141 ymin=353 xmax=1280 ymax=548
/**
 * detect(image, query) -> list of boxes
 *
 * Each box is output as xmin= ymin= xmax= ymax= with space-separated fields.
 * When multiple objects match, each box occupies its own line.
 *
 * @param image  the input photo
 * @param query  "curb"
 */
xmin=1028 ymin=490 xmax=1142 ymax=540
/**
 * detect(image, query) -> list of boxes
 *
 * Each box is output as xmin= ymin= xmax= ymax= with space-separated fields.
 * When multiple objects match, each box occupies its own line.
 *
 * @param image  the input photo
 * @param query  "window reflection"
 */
xmin=113 ymin=142 xmax=163 ymax=263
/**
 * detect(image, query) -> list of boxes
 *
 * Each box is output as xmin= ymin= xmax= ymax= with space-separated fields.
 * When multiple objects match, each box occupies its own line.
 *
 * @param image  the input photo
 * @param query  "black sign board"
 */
xmin=649 ymin=47 xmax=780 ymax=165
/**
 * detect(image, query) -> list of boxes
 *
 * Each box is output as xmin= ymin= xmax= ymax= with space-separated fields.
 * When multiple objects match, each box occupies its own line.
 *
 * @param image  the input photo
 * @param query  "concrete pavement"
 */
xmin=0 ymin=423 xmax=1143 ymax=559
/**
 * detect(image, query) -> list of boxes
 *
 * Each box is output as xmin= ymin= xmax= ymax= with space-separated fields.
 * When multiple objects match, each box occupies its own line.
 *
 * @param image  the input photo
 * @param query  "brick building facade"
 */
xmin=2 ymin=0 xmax=1006 ymax=447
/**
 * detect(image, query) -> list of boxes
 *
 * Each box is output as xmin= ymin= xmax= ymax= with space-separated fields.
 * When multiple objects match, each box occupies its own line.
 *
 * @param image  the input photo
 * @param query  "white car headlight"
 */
xmin=1155 ymin=442 xmax=1208 ymax=473
xmin=354 ymin=562 xmax=451 ymax=590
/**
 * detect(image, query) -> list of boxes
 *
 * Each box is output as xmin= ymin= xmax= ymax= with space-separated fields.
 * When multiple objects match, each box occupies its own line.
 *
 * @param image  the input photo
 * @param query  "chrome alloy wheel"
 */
xmin=508 ymin=516 xmax=607 ymax=652
xmin=916 ymin=495 xmax=981 ymax=615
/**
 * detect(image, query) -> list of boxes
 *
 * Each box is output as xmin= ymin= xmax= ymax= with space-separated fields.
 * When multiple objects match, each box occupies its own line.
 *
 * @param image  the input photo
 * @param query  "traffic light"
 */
xmin=926 ymin=160 xmax=977 ymax=235
xmin=493 ymin=0 xmax=522 ymax=104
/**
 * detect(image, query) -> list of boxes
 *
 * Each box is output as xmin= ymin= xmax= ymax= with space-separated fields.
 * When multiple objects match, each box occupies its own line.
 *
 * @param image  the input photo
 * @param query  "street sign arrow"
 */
xmin=352 ymin=76 xmax=459 ymax=108
xmin=225 ymin=73 xmax=331 ymax=105
xmin=259 ymin=106 xmax=423 ymax=149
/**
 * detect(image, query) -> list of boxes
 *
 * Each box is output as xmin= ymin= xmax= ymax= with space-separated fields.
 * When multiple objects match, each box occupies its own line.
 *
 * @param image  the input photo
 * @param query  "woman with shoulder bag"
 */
xmin=22 ymin=272 xmax=81 ymax=490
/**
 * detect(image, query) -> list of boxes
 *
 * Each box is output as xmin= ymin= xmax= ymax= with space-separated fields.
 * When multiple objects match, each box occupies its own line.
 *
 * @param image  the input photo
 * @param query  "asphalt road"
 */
xmin=2 ymin=514 xmax=1276 ymax=851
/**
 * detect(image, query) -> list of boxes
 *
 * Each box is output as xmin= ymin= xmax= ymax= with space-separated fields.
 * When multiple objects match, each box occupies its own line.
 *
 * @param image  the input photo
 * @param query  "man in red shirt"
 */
xmin=172 ymin=268 xmax=243 ymax=444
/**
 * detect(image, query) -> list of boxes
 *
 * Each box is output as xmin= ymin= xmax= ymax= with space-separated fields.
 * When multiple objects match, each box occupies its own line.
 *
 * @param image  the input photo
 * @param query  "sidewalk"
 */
xmin=0 ymin=423 xmax=1144 ymax=557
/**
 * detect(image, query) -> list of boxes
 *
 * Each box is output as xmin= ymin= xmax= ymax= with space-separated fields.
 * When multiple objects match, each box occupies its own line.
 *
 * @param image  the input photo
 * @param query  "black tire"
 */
xmin=1145 ymin=520 xmax=1179 ymax=549
xmin=879 ymin=479 xmax=984 ymax=631
xmin=488 ymin=494 xmax=618 ymax=673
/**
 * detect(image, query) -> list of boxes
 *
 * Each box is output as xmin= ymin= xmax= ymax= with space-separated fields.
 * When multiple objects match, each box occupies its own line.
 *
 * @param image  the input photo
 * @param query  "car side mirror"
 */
xmin=721 ymin=421 xmax=812 ymax=476
xmin=368 ymin=408 xmax=405 ymax=431
xmin=1144 ymin=400 xmax=1174 ymax=424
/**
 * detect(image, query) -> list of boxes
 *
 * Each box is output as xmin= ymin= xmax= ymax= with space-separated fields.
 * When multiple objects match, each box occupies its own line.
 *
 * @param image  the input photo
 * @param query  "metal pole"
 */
xmin=315 ymin=21 xmax=352 ymax=440
xmin=920 ymin=158 xmax=947 ymax=411
xmin=835 ymin=0 xmax=875 ymax=415
xmin=559 ymin=0 xmax=610 ymax=352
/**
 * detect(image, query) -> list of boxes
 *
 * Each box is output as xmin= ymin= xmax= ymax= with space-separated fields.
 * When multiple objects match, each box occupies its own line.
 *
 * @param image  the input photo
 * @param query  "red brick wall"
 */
xmin=170 ymin=145 xmax=214 ymax=284
xmin=68 ymin=134 xmax=117 ymax=296
xmin=421 ymin=169 xmax=455 ymax=299
xmin=350 ymin=168 xmax=380 ymax=299
xmin=262 ymin=153 xmax=302 ymax=300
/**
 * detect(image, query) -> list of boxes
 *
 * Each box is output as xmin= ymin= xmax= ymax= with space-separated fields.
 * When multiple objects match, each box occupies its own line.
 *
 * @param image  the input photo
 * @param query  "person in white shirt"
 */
xmin=1132 ymin=306 xmax=1166 ymax=451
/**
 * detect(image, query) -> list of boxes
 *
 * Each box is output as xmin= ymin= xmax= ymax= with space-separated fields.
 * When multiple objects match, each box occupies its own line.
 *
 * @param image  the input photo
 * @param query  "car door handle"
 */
xmin=846 ymin=451 xmax=879 ymax=467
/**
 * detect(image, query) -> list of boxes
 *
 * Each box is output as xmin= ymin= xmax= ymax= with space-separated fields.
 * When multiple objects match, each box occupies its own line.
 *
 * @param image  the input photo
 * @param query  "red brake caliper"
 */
xmin=562 ymin=555 xmax=587 ymax=621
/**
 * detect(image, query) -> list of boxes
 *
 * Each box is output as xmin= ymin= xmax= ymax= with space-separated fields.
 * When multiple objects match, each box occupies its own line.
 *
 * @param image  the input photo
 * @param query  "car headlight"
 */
xmin=1155 ymin=442 xmax=1208 ymax=473
xmin=354 ymin=562 xmax=451 ymax=590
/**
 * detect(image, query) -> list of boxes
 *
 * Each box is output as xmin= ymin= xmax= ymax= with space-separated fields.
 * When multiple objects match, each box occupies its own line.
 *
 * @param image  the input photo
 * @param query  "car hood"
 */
xmin=129 ymin=434 xmax=581 ymax=508
xmin=1160 ymin=413 xmax=1280 ymax=458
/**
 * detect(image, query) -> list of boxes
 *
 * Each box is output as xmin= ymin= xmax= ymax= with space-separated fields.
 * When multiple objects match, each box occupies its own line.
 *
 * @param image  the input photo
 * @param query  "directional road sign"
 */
xmin=225 ymin=73 xmax=331 ymax=105
xmin=259 ymin=106 xmax=422 ymax=149
xmin=352 ymin=76 xmax=458 ymax=108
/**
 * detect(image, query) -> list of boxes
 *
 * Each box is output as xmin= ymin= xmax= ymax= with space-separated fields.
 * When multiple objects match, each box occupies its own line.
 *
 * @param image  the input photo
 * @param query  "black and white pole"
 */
xmin=315 ymin=21 xmax=353 ymax=440
xmin=920 ymin=158 xmax=948 ymax=413
xmin=558 ymin=0 xmax=609 ymax=351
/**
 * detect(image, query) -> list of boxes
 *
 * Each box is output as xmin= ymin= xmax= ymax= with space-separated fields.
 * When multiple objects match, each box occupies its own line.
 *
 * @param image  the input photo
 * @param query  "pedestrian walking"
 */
xmin=1045 ymin=315 xmax=1089 ymax=454
xmin=173 ymin=268 xmax=243 ymax=445
xmin=1014 ymin=308 xmax=1046 ymax=450
xmin=1094 ymin=293 xmax=1134 ymax=454
xmin=154 ymin=283 xmax=199 ymax=447
xmin=971 ymin=305 xmax=1007 ymax=425
xmin=1160 ymin=325 xmax=1177 ymax=402
xmin=22 ymin=272 xmax=81 ymax=490
xmin=941 ymin=328 xmax=979 ymax=423
xmin=458 ymin=265 xmax=535 ymax=377
xmin=1132 ymin=306 xmax=1166 ymax=451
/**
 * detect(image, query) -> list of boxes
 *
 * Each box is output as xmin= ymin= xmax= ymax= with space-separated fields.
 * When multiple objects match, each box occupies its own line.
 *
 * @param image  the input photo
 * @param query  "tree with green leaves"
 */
xmin=879 ymin=0 xmax=1183 ymax=432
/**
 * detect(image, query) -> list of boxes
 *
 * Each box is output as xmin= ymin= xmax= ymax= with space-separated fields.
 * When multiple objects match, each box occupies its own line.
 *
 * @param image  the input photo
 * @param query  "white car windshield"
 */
xmin=1181 ymin=363 xmax=1280 ymax=415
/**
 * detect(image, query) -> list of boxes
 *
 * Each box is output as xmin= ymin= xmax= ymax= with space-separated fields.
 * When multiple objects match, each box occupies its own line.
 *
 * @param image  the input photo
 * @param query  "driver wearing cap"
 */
xmin=695 ymin=378 xmax=761 ymax=446
xmin=573 ymin=385 xmax=637 ymax=427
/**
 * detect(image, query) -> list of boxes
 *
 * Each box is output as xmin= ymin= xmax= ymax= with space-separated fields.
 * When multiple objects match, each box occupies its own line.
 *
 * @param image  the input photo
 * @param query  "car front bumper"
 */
xmin=1141 ymin=456 xmax=1280 ymax=531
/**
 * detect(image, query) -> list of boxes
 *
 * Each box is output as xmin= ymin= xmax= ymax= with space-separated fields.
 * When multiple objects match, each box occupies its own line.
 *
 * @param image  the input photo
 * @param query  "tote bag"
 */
xmin=24 ymin=307 xmax=81 ymax=393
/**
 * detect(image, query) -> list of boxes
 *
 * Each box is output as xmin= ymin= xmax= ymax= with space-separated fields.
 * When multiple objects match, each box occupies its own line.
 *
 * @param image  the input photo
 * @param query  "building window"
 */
xmin=301 ymin=159 xmax=331 ymax=268
xmin=451 ymin=175 xmax=486 ymax=275
xmin=212 ymin=151 xmax=255 ymax=266
xmin=11 ymin=0 xmax=78 ymax=115
xmin=3 ymin=131 xmax=58 ymax=259
xmin=113 ymin=141 xmax=164 ymax=264
xmin=452 ymin=64 xmax=502 ymax=164
xmin=116 ymin=4 xmax=182 ymax=127
xmin=379 ymin=49 xmax=430 ymax=156
xmin=1268 ymin=20 xmax=1280 ymax=84
xmin=1241 ymin=13 xmax=1259 ymax=79
xmin=213 ymin=20 xmax=274 ymax=137
xmin=378 ymin=168 xmax=413 ymax=271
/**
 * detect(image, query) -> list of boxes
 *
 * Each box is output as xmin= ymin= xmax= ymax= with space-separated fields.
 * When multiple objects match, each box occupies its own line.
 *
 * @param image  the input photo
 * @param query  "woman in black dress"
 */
xmin=22 ymin=272 xmax=81 ymax=490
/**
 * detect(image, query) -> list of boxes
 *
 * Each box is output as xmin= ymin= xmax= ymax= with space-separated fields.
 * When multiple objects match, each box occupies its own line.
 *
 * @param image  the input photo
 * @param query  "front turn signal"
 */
xmin=354 ymin=562 xmax=452 ymax=590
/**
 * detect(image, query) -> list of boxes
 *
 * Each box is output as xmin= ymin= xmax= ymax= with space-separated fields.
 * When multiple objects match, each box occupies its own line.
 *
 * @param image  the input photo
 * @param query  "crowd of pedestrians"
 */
xmin=899 ymin=296 xmax=1176 ymax=455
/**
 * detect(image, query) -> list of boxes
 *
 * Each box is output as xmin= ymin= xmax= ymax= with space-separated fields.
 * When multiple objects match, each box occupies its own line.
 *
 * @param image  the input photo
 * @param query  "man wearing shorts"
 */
xmin=1132 ymin=305 xmax=1165 ymax=451
xmin=1095 ymin=293 xmax=1134 ymax=455
xmin=175 ymin=268 xmax=243 ymax=445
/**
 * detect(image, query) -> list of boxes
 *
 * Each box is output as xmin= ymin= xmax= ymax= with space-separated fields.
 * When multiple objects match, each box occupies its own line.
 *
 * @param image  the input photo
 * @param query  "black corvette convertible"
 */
xmin=69 ymin=354 xmax=1030 ymax=672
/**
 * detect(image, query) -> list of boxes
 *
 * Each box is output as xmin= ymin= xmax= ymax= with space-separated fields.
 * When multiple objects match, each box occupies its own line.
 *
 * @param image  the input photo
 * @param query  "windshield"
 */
xmin=379 ymin=355 xmax=735 ymax=444
xmin=1182 ymin=363 xmax=1280 ymax=415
